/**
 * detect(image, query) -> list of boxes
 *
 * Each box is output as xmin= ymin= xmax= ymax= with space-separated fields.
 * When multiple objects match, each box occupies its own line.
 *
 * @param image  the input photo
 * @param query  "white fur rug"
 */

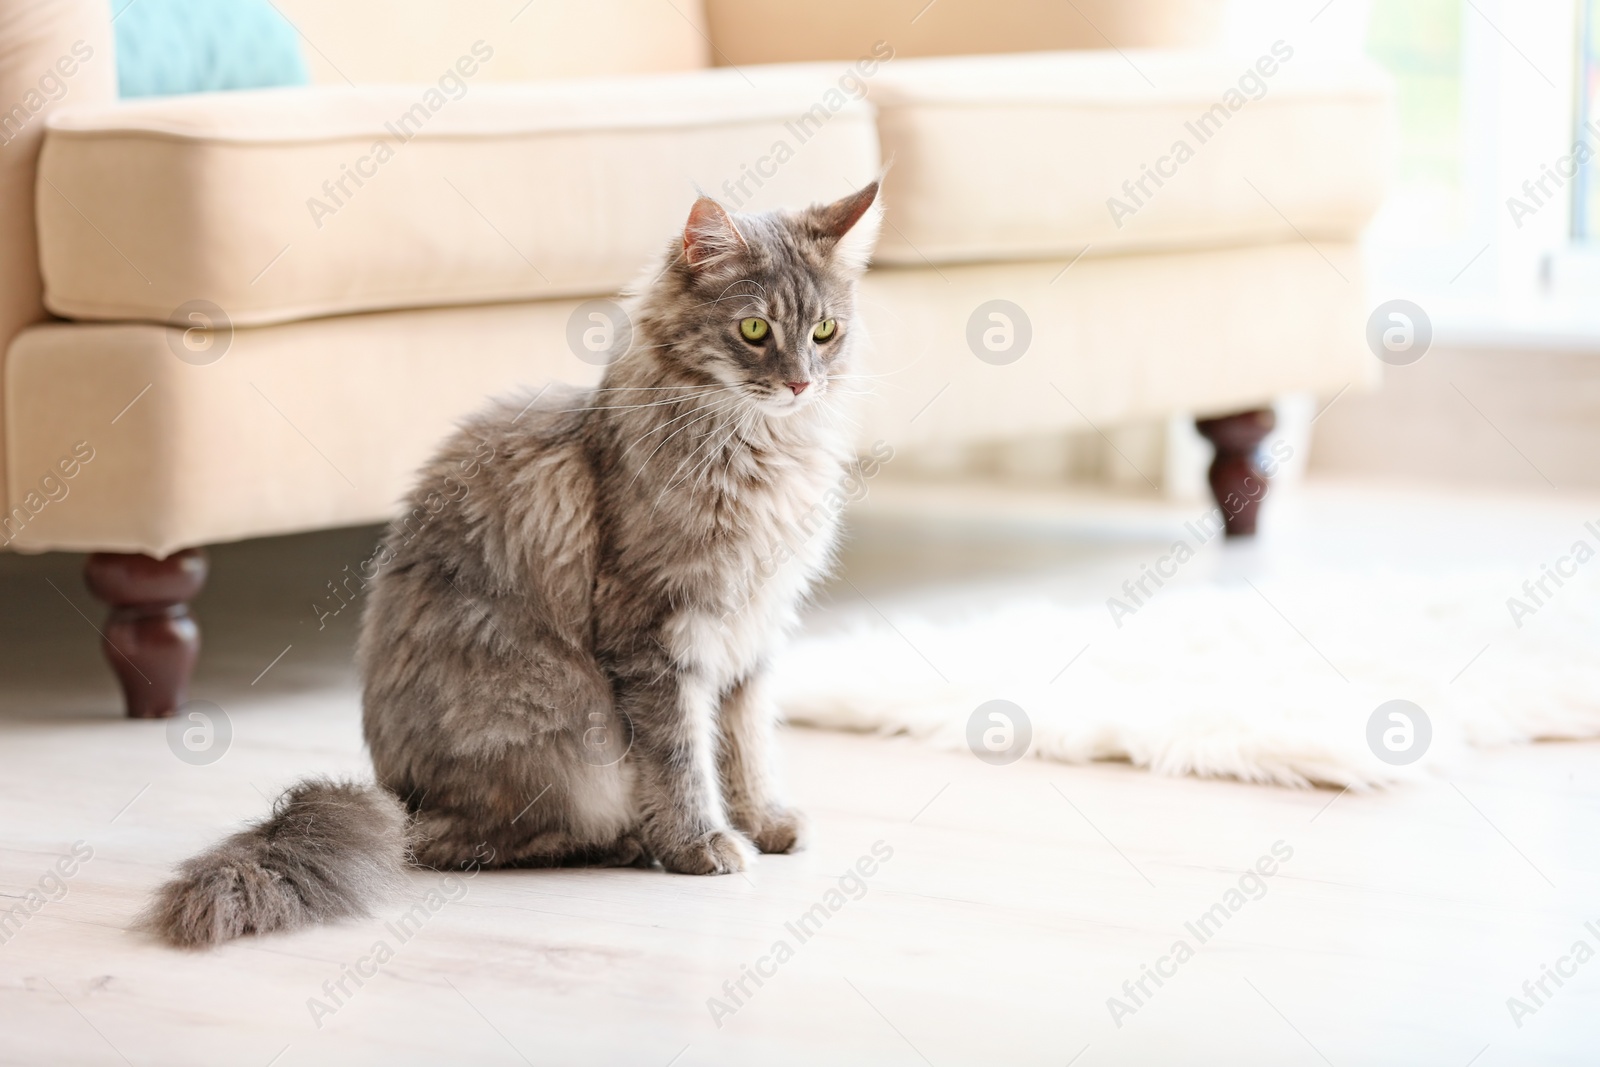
xmin=774 ymin=567 xmax=1600 ymax=788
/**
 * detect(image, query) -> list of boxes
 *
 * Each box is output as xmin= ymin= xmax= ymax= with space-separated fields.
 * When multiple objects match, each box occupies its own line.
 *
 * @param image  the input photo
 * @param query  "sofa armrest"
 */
xmin=0 ymin=0 xmax=116 ymax=526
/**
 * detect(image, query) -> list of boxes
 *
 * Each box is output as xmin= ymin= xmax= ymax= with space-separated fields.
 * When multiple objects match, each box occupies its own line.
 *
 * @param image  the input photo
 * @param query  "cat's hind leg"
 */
xmin=406 ymin=748 xmax=642 ymax=871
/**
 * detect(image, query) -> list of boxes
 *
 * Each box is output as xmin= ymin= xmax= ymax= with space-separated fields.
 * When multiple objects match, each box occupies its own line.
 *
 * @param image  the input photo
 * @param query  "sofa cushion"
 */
xmin=868 ymin=49 xmax=1394 ymax=265
xmin=271 ymin=0 xmax=711 ymax=85
xmin=5 ymin=300 xmax=604 ymax=555
xmin=853 ymin=243 xmax=1376 ymax=451
xmin=705 ymin=0 xmax=1224 ymax=65
xmin=37 ymin=65 xmax=880 ymax=326
xmin=7 ymin=242 xmax=1373 ymax=556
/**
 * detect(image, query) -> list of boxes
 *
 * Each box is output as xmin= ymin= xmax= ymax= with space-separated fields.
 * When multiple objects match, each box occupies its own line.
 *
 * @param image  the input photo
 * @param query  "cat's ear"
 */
xmin=682 ymin=197 xmax=749 ymax=274
xmin=810 ymin=180 xmax=882 ymax=274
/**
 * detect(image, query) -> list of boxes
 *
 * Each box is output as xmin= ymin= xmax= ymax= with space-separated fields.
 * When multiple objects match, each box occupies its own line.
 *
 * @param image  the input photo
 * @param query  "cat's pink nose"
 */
xmin=786 ymin=381 xmax=809 ymax=396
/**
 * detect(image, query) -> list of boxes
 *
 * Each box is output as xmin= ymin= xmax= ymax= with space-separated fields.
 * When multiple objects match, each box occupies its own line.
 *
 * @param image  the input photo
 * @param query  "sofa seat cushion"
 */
xmin=868 ymin=49 xmax=1393 ymax=265
xmin=7 ymin=241 xmax=1372 ymax=557
xmin=5 ymin=300 xmax=603 ymax=555
xmin=37 ymin=66 xmax=880 ymax=327
xmin=852 ymin=242 xmax=1375 ymax=450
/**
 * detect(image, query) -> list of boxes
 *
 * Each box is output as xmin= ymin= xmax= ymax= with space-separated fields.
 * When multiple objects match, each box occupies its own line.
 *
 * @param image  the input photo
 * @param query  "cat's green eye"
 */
xmin=812 ymin=318 xmax=837 ymax=342
xmin=740 ymin=317 xmax=770 ymax=343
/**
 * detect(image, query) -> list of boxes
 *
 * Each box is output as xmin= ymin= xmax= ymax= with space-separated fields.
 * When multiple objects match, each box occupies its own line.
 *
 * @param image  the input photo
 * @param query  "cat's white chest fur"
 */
xmin=667 ymin=450 xmax=845 ymax=689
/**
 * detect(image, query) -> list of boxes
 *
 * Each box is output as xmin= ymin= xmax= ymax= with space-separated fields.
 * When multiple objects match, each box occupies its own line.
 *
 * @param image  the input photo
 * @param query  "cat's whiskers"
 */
xmin=681 ymin=400 xmax=756 ymax=494
xmin=602 ymin=339 xmax=678 ymax=355
xmin=825 ymin=378 xmax=881 ymax=400
xmin=624 ymin=394 xmax=749 ymax=490
xmin=826 ymin=371 xmax=904 ymax=392
xmin=821 ymin=373 xmax=886 ymax=408
xmin=828 ymin=360 xmax=918 ymax=379
xmin=816 ymin=396 xmax=865 ymax=436
xmin=653 ymin=397 xmax=758 ymax=512
xmin=618 ymin=388 xmax=748 ymax=457
xmin=803 ymin=402 xmax=867 ymax=472
xmin=713 ymin=277 xmax=767 ymax=300
xmin=677 ymin=278 xmax=767 ymax=315
xmin=533 ymin=389 xmax=726 ymax=421
xmin=590 ymin=383 xmax=738 ymax=392
xmin=649 ymin=429 xmax=738 ymax=515
xmin=580 ymin=386 xmax=734 ymax=414
xmin=675 ymin=384 xmax=849 ymax=508
xmin=693 ymin=405 xmax=762 ymax=497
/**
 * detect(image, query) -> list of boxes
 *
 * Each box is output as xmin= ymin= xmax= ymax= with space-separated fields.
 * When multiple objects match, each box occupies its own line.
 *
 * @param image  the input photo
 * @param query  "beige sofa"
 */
xmin=0 ymin=0 xmax=1391 ymax=716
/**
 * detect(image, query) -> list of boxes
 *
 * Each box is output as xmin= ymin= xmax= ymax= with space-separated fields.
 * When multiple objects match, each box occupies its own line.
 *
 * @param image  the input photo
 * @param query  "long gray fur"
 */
xmin=143 ymin=182 xmax=882 ymax=946
xmin=140 ymin=778 xmax=409 ymax=948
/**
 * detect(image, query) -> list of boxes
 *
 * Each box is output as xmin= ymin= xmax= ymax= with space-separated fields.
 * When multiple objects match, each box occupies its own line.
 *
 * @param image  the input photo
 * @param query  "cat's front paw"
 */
xmin=657 ymin=828 xmax=755 ymax=875
xmin=732 ymin=806 xmax=808 ymax=854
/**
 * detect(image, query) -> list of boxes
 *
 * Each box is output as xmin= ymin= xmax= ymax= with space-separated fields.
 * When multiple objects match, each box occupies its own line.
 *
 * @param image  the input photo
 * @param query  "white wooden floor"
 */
xmin=1 ymin=480 xmax=1597 ymax=1066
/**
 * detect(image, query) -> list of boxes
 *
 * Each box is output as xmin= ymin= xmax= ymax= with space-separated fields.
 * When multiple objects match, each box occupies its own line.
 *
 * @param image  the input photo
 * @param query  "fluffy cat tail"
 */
xmin=141 ymin=777 xmax=410 ymax=949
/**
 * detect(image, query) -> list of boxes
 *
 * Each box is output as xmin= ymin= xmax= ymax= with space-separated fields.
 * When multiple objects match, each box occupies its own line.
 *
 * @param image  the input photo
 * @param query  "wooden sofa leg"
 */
xmin=83 ymin=549 xmax=209 ymax=719
xmin=1195 ymin=409 xmax=1276 ymax=537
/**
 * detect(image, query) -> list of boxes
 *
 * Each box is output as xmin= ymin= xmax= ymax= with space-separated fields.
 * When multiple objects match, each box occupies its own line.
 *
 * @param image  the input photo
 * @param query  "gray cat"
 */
xmin=143 ymin=182 xmax=883 ymax=947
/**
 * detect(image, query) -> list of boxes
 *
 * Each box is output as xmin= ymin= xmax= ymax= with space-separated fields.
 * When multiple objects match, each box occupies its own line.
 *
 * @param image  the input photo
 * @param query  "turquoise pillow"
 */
xmin=111 ymin=0 xmax=309 ymax=98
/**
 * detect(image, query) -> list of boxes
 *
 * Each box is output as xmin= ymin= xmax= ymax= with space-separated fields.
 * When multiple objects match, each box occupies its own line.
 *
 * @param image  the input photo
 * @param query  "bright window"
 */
xmin=1357 ymin=0 xmax=1597 ymax=326
xmin=1576 ymin=0 xmax=1600 ymax=241
xmin=1365 ymin=0 xmax=1464 ymax=243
